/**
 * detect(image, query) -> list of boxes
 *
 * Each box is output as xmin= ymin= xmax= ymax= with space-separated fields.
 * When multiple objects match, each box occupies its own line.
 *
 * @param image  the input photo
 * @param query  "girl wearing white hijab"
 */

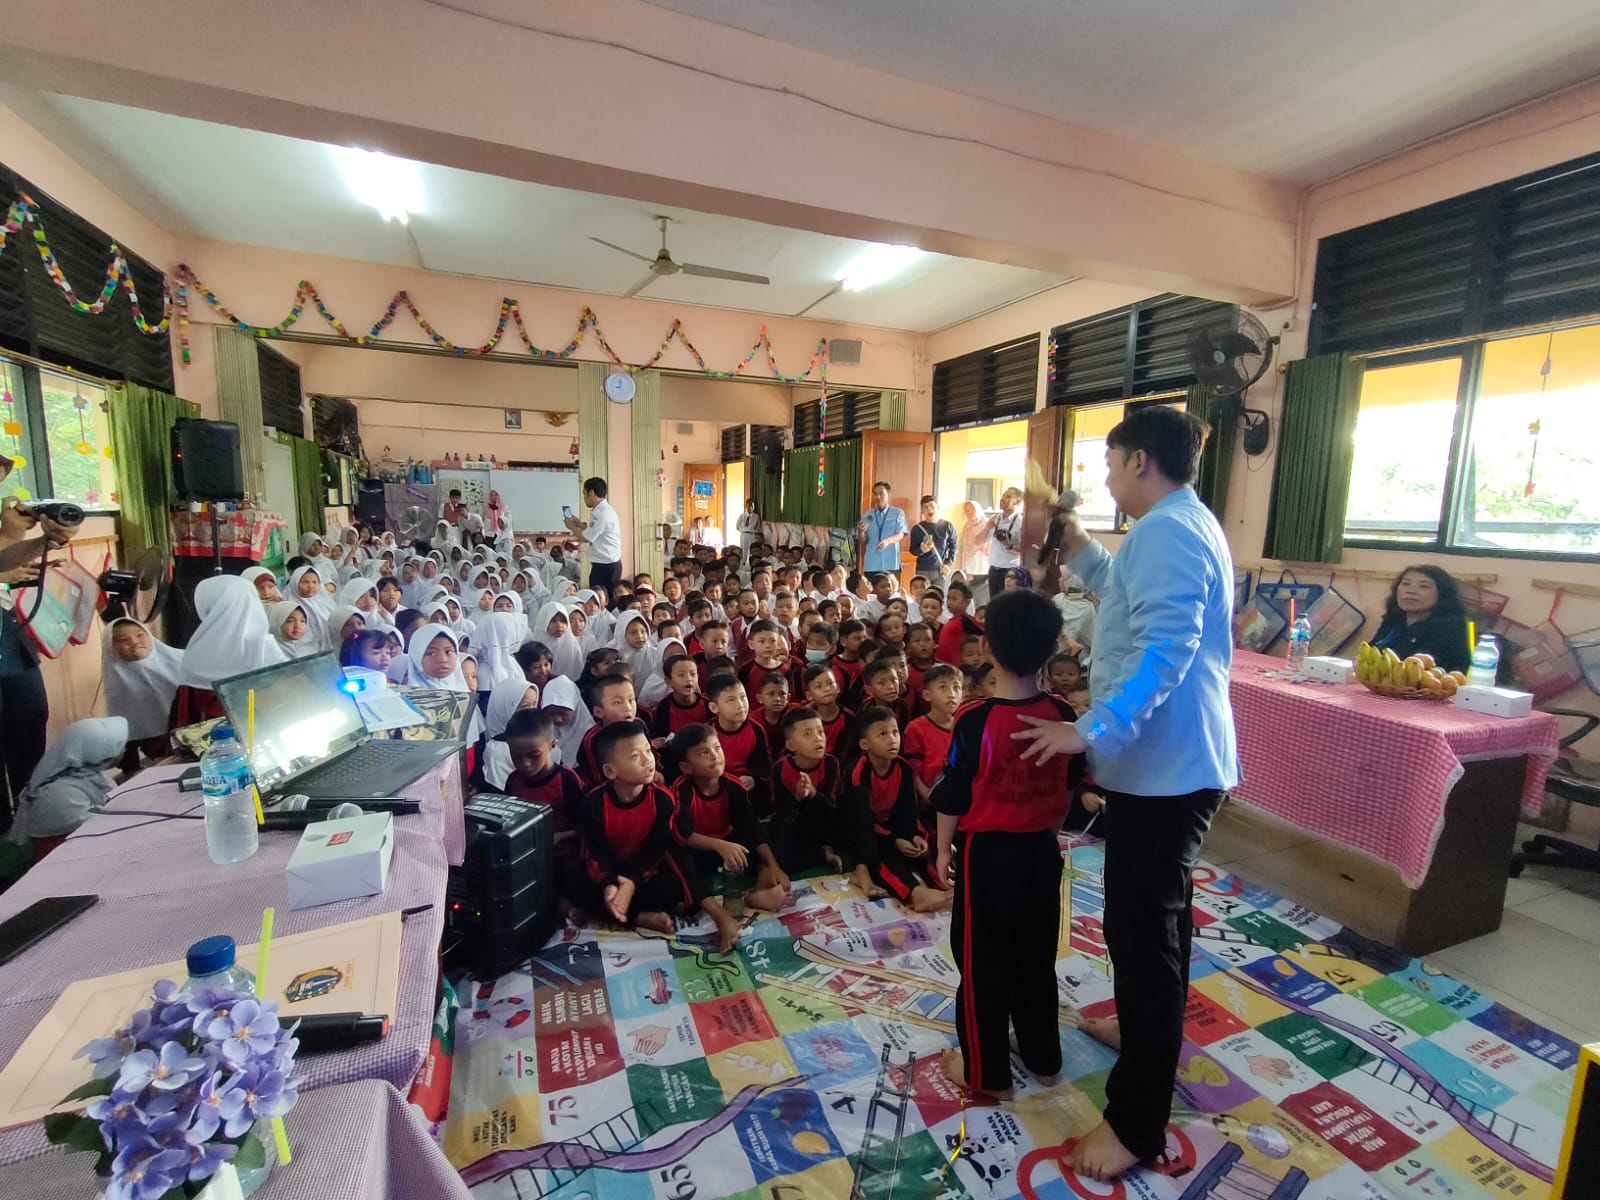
xmin=568 ymin=605 xmax=598 ymax=657
xmin=405 ymin=623 xmax=482 ymax=741
xmin=473 ymin=610 xmax=526 ymax=700
xmin=240 ymin=566 xmax=280 ymax=607
xmin=639 ymin=635 xmax=684 ymax=708
xmin=540 ymin=675 xmax=592 ymax=769
xmin=443 ymin=597 xmax=476 ymax=644
xmin=269 ymin=600 xmax=320 ymax=659
xmin=535 ymin=601 xmax=584 ymax=681
xmin=339 ymin=577 xmax=382 ymax=623
xmin=399 ymin=560 xmax=429 ymax=610
xmin=102 ymin=618 xmax=183 ymax=757
xmin=182 ymin=575 xmax=287 ymax=689
xmin=480 ymin=677 xmax=540 ymax=790
xmin=299 ymin=532 xmax=337 ymax=582
xmin=325 ymin=603 xmax=368 ymax=652
xmin=462 ymin=566 xmax=494 ymax=613
xmin=576 ymin=589 xmax=615 ymax=645
xmin=287 ymin=565 xmax=335 ymax=643
xmin=612 ymin=610 xmax=660 ymax=691
xmin=8 ymin=716 xmax=129 ymax=852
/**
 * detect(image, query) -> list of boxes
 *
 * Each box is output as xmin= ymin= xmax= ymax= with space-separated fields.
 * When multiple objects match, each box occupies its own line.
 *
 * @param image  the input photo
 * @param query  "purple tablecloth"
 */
xmin=0 ymin=761 xmax=455 ymax=1164
xmin=0 ymin=1079 xmax=470 ymax=1199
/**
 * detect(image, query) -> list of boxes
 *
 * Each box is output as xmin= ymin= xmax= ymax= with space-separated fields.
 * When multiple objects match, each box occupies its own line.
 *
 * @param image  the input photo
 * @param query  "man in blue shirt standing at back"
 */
xmin=1013 ymin=405 xmax=1238 ymax=1183
xmin=857 ymin=481 xmax=908 ymax=582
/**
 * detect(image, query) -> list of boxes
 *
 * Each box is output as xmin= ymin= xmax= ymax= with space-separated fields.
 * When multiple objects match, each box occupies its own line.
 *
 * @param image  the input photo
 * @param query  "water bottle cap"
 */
xmin=186 ymin=935 xmax=236 ymax=977
xmin=212 ymin=726 xmax=234 ymax=741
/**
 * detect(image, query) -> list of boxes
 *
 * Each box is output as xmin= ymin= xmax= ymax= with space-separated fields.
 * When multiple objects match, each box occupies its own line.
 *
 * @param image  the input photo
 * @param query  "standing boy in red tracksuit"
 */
xmin=932 ymin=589 xmax=1082 ymax=1100
xmin=847 ymin=708 xmax=949 ymax=913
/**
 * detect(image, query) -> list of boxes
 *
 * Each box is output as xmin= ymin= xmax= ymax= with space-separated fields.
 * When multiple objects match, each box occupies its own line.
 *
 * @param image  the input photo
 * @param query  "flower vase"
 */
xmin=236 ymin=1122 xmax=276 ymax=1197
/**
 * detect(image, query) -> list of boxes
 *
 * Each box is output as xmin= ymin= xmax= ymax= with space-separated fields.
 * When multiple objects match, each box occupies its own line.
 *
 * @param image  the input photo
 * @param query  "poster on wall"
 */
xmin=504 ymin=409 xmax=522 ymax=430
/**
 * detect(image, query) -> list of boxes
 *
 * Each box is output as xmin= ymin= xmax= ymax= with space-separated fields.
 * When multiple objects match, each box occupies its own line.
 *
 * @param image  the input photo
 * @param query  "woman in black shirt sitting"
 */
xmin=1372 ymin=564 xmax=1472 ymax=674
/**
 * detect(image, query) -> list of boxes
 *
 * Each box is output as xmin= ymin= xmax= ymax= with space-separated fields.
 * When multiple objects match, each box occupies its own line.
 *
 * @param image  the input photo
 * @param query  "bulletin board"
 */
xmin=488 ymin=467 xmax=581 ymax=533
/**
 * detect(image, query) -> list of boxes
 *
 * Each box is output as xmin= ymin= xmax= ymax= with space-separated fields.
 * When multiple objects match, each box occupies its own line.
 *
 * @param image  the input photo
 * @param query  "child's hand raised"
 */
xmin=795 ymin=773 xmax=815 ymax=800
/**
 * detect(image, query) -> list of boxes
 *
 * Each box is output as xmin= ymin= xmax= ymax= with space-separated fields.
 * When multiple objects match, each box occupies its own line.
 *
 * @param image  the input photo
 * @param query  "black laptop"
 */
xmin=215 ymin=652 xmax=460 ymax=802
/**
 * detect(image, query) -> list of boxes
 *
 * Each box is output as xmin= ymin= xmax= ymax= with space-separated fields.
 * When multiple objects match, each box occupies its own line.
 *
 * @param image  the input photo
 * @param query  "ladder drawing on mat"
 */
xmin=1177 ymin=1142 xmax=1308 ymax=1199
xmin=1356 ymin=1056 xmax=1542 ymax=1155
xmin=486 ymin=1101 xmax=662 ymax=1199
xmin=848 ymin=1045 xmax=917 ymax=1200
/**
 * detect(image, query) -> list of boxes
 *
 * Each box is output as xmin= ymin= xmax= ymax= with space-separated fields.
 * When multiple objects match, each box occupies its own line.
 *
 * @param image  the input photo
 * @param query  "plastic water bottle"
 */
xmin=1287 ymin=615 xmax=1312 ymax=676
xmin=200 ymin=725 xmax=259 ymax=865
xmin=182 ymin=935 xmax=256 ymax=995
xmin=1469 ymin=632 xmax=1500 ymax=688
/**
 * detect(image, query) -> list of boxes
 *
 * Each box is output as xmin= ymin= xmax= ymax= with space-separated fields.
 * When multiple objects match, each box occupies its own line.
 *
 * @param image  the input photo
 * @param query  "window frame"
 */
xmin=1062 ymin=391 xmax=1189 ymax=533
xmin=1342 ymin=326 xmax=1600 ymax=562
xmin=0 ymin=351 xmax=121 ymax=513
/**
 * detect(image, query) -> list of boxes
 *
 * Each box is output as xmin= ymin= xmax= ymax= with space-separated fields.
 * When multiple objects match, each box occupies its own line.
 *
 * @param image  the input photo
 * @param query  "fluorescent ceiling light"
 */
xmin=333 ymin=147 xmax=423 ymax=224
xmin=837 ymin=243 xmax=924 ymax=291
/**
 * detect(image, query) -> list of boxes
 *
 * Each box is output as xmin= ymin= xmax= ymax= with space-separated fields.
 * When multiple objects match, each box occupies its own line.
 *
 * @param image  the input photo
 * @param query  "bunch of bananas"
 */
xmin=1354 ymin=643 xmax=1468 ymax=696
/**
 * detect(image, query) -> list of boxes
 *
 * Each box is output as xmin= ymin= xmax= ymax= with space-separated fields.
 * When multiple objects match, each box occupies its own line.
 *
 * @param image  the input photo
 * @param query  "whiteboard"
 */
xmin=489 ymin=467 xmax=581 ymax=534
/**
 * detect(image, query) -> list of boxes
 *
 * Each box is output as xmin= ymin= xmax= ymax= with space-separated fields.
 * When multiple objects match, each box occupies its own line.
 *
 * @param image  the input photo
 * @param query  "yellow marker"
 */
xmin=254 ymin=907 xmax=294 ymax=1167
xmin=246 ymin=690 xmax=265 ymax=825
xmin=1468 ymin=620 xmax=1476 ymax=651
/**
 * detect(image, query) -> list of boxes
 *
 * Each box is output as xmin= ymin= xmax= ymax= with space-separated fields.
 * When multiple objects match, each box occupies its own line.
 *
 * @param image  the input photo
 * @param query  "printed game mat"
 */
xmin=438 ymin=837 xmax=1576 ymax=1199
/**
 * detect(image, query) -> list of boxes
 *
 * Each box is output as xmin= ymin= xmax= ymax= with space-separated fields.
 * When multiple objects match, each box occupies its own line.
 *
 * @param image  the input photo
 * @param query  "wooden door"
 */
xmin=860 ymin=430 xmax=934 ymax=585
xmin=683 ymin=462 xmax=723 ymax=546
xmin=1022 ymin=408 xmax=1067 ymax=591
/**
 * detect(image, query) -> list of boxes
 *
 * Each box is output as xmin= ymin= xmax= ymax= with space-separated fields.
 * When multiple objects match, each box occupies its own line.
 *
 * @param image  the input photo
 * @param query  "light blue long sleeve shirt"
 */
xmin=1071 ymin=487 xmax=1239 ymax=796
xmin=860 ymin=505 xmax=909 ymax=573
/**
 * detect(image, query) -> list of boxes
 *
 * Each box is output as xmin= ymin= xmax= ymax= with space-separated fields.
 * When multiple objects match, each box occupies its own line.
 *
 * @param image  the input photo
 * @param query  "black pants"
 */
xmin=0 ymin=667 xmax=49 ymax=830
xmin=771 ymin=799 xmax=875 ymax=873
xmin=589 ymin=559 xmax=621 ymax=594
xmin=986 ymin=566 xmax=1012 ymax=600
xmin=623 ymin=848 xmax=709 ymax=918
xmin=951 ymin=829 xmax=1063 ymax=1093
xmin=1101 ymin=788 xmax=1226 ymax=1160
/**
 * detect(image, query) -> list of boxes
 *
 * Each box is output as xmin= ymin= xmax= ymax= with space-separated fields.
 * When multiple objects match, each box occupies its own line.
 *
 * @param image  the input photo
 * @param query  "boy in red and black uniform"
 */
xmin=931 ymin=590 xmax=1083 ymax=1101
xmin=769 ymin=707 xmax=881 ymax=898
xmin=858 ymin=659 xmax=912 ymax=732
xmin=903 ymin=663 xmax=963 ymax=811
xmin=648 ymin=654 xmax=710 ymax=743
xmin=692 ymin=620 xmax=734 ymax=690
xmin=752 ymin=669 xmax=792 ymax=760
xmin=830 ymin=618 xmax=868 ymax=699
xmin=668 ymin=722 xmax=788 ymax=913
xmin=847 ymin=708 xmax=949 ymax=912
xmin=581 ymin=720 xmax=742 ymax=951
xmin=904 ymin=623 xmax=939 ymax=720
xmin=703 ymin=673 xmax=772 ymax=811
xmin=736 ymin=620 xmax=790 ymax=700
xmin=500 ymin=707 xmax=593 ymax=915
xmin=800 ymin=663 xmax=854 ymax=762
xmin=576 ymin=675 xmax=639 ymax=788
xmin=935 ymin=580 xmax=983 ymax=665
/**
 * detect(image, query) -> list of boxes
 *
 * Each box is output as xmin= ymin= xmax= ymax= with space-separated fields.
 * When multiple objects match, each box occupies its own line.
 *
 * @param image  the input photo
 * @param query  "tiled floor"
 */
xmin=1206 ymin=803 xmax=1600 ymax=1046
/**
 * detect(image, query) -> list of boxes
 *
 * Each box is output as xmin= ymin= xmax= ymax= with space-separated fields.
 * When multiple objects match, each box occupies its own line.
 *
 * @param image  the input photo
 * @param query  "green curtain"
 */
xmin=820 ymin=437 xmax=861 ymax=528
xmin=288 ymin=435 xmax=325 ymax=538
xmin=752 ymin=456 xmax=784 ymax=528
xmin=776 ymin=438 xmax=862 ymax=528
xmin=1189 ymin=384 xmax=1237 ymax=523
xmin=107 ymin=384 xmax=199 ymax=561
xmin=1263 ymin=353 xmax=1365 ymax=563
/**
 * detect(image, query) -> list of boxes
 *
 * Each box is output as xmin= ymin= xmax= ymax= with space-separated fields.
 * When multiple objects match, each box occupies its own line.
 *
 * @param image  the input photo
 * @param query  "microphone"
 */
xmin=260 ymin=800 xmax=417 ymax=830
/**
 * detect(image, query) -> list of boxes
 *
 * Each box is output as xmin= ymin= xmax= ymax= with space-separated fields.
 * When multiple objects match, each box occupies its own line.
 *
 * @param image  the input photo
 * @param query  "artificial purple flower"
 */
xmin=184 ymin=985 xmax=243 ymax=1033
xmin=215 ymin=1067 xmax=295 ymax=1139
xmin=181 ymin=1135 xmax=237 ymax=1183
xmin=186 ymin=1072 xmax=226 ymax=1144
xmin=117 ymin=1043 xmax=207 ymax=1094
xmin=207 ymin=999 xmax=279 ymax=1066
xmin=75 ymin=1010 xmax=153 ymax=1077
xmin=107 ymin=1119 xmax=189 ymax=1200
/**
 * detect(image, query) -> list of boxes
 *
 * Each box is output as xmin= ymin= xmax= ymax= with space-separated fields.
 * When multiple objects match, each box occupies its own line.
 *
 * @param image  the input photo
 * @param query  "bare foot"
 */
xmin=1068 ymin=1119 xmax=1139 ymax=1182
xmin=635 ymin=910 xmax=675 ymax=936
xmin=849 ymin=864 xmax=887 ymax=898
xmin=910 ymin=884 xmax=952 ymax=913
xmin=939 ymin=1048 xmax=1013 ymax=1101
xmin=745 ymin=885 xmax=787 ymax=913
xmin=703 ymin=900 xmax=742 ymax=952
xmin=1079 ymin=1016 xmax=1122 ymax=1051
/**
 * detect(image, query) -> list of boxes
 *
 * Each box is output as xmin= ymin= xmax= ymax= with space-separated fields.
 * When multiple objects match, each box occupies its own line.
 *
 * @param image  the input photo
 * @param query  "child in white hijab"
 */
xmin=325 ymin=604 xmax=368 ymax=652
xmin=539 ymin=675 xmax=592 ymax=769
xmin=535 ymin=601 xmax=584 ymax=681
xmin=287 ymin=565 xmax=335 ymax=643
xmin=102 ymin=618 xmax=182 ymax=762
xmin=472 ymin=610 xmax=525 ymax=697
xmin=480 ymin=677 xmax=539 ymax=790
xmin=612 ymin=611 xmax=660 ymax=692
xmin=405 ymin=623 xmax=482 ymax=741
xmin=183 ymin=575 xmax=287 ymax=689
xmin=240 ymin=566 xmax=280 ymax=606
xmin=269 ymin=600 xmax=320 ymax=659
xmin=8 ymin=717 xmax=129 ymax=856
xmin=299 ymin=532 xmax=337 ymax=581
xmin=339 ymin=577 xmax=382 ymax=623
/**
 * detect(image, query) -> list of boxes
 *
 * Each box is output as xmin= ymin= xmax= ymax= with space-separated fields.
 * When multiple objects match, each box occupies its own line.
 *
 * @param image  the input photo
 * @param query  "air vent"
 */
xmin=827 ymin=338 xmax=863 ymax=365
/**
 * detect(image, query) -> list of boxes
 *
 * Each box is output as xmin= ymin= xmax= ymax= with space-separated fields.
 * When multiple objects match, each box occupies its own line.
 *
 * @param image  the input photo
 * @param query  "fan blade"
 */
xmin=622 ymin=271 xmax=658 ymax=299
xmin=588 ymin=237 xmax=655 ymax=265
xmin=679 ymin=263 xmax=771 ymax=286
xmin=1218 ymin=331 xmax=1260 ymax=358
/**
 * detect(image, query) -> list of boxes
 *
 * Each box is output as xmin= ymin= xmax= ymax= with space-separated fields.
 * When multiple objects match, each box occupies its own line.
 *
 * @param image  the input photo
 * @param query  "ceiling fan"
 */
xmin=590 ymin=216 xmax=770 ymax=299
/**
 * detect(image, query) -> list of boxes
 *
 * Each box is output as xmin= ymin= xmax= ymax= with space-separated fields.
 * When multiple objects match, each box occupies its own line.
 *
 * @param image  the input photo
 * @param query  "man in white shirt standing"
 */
xmin=986 ymin=487 xmax=1023 ymax=600
xmin=563 ymin=476 xmax=623 ymax=592
xmin=735 ymin=498 xmax=762 ymax=556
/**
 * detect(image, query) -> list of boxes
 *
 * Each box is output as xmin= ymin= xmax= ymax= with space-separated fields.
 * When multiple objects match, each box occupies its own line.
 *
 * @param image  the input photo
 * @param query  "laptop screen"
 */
xmin=214 ymin=652 xmax=368 ymax=793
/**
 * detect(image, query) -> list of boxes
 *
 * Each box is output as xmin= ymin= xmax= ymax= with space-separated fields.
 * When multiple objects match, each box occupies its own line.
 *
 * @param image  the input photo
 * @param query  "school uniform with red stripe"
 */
xmin=844 ymin=755 xmax=926 ymax=904
xmin=579 ymin=781 xmax=706 ymax=919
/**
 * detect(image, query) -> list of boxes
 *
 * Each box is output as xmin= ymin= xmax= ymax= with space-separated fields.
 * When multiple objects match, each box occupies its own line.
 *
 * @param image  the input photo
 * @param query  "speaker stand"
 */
xmin=209 ymin=505 xmax=224 ymax=576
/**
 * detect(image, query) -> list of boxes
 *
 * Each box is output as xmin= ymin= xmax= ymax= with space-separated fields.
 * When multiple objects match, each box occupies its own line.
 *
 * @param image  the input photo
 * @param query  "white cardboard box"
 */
xmin=285 ymin=812 xmax=394 ymax=910
xmin=1452 ymin=684 xmax=1534 ymax=719
xmin=1303 ymin=656 xmax=1356 ymax=685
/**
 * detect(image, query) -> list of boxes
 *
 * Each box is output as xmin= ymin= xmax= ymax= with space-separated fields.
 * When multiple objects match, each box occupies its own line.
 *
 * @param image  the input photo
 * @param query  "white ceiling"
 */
xmin=638 ymin=0 xmax=1600 ymax=182
xmin=6 ymin=90 xmax=1069 ymax=334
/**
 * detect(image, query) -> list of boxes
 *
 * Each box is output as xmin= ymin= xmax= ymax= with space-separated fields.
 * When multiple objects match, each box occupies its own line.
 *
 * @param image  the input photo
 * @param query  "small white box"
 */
xmin=285 ymin=812 xmax=394 ymax=910
xmin=1452 ymin=684 xmax=1534 ymax=719
xmin=1303 ymin=656 xmax=1356 ymax=685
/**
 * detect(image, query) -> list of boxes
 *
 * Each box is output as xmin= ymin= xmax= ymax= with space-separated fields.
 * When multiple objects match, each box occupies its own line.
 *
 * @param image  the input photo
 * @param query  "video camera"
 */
xmin=20 ymin=500 xmax=85 ymax=527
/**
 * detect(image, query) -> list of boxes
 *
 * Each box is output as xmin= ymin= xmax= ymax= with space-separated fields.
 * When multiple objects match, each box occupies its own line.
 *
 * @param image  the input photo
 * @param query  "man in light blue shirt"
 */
xmin=1014 ymin=406 xmax=1238 ymax=1183
xmin=857 ymin=481 xmax=908 ymax=577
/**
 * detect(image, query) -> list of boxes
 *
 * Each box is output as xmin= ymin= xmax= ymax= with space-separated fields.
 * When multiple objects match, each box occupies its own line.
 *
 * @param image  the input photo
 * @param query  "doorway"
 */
xmin=683 ymin=462 xmax=724 ymax=548
xmin=723 ymin=459 xmax=746 ymax=545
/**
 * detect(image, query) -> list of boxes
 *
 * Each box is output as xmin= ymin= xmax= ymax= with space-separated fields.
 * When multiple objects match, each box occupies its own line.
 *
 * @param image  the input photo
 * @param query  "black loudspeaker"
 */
xmin=171 ymin=418 xmax=244 ymax=501
xmin=445 ymin=795 xmax=557 ymax=980
xmin=355 ymin=480 xmax=387 ymax=527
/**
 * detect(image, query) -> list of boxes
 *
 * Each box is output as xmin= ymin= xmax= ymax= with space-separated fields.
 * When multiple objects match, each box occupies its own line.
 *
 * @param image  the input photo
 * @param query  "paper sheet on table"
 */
xmin=0 ymin=911 xmax=403 ymax=1130
xmin=355 ymin=688 xmax=429 ymax=732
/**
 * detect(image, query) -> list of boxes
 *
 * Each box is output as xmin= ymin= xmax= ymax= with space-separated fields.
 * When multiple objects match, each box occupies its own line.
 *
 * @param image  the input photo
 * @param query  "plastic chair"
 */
xmin=1509 ymin=708 xmax=1600 ymax=878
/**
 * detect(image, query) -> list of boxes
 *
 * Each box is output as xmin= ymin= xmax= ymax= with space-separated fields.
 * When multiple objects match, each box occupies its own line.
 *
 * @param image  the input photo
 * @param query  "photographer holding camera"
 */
xmin=986 ymin=486 xmax=1024 ymax=601
xmin=0 ymin=454 xmax=84 ymax=830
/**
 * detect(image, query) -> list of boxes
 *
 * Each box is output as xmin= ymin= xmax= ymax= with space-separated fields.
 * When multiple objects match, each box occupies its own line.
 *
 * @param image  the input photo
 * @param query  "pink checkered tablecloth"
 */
xmin=0 ymin=759 xmax=460 ymax=1164
xmin=1229 ymin=650 xmax=1560 ymax=888
xmin=170 ymin=508 xmax=288 ymax=559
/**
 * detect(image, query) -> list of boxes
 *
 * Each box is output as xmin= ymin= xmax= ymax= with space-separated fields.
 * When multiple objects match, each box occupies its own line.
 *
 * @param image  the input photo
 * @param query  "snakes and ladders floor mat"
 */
xmin=440 ymin=837 xmax=1577 ymax=1199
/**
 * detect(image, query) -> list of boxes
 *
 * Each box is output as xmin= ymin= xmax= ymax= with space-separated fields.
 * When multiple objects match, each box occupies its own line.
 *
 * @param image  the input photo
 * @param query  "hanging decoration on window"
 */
xmin=71 ymin=384 xmax=97 ymax=458
xmin=1525 ymin=332 xmax=1554 ymax=498
xmin=171 ymin=265 xmax=832 ymax=384
xmin=1046 ymin=333 xmax=1057 ymax=389
xmin=817 ymin=380 xmax=828 ymax=496
xmin=0 ymin=195 xmax=172 ymax=336
xmin=1 ymin=381 xmax=26 ymax=499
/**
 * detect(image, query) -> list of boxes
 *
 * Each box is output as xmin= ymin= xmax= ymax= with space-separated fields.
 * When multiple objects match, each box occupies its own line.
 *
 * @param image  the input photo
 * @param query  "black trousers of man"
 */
xmin=951 ymin=828 xmax=1063 ymax=1094
xmin=1100 ymin=788 xmax=1226 ymax=1161
xmin=986 ymin=566 xmax=1012 ymax=601
xmin=588 ymin=559 xmax=621 ymax=593
xmin=0 ymin=665 xmax=49 ymax=832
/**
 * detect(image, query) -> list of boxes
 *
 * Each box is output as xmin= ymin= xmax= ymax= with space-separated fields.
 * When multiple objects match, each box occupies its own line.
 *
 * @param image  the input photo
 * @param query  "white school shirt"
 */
xmin=581 ymin=498 xmax=622 ymax=565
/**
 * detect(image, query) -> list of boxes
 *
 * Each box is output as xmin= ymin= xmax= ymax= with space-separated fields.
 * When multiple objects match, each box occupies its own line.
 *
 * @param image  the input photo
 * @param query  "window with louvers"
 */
xmin=1048 ymin=295 xmax=1233 ymax=407
xmin=931 ymin=335 xmax=1039 ymax=430
xmin=792 ymin=399 xmax=823 ymax=447
xmin=795 ymin=392 xmax=882 ymax=445
xmin=0 ymin=165 xmax=174 ymax=392
xmin=1310 ymin=150 xmax=1600 ymax=356
xmin=312 ymin=394 xmax=361 ymax=457
xmin=720 ymin=424 xmax=747 ymax=463
xmin=257 ymin=342 xmax=304 ymax=435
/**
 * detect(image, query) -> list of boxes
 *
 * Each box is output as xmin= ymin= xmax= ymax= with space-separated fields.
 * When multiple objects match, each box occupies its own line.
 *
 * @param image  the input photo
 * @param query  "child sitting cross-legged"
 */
xmin=702 ymin=673 xmax=771 ymax=802
xmin=499 ymin=707 xmax=593 ymax=918
xmin=847 ymin=707 xmax=950 ymax=913
xmin=580 ymin=720 xmax=742 ymax=951
xmin=801 ymin=661 xmax=854 ymax=762
xmin=668 ymin=723 xmax=788 ymax=913
xmin=769 ymin=707 xmax=882 ymax=899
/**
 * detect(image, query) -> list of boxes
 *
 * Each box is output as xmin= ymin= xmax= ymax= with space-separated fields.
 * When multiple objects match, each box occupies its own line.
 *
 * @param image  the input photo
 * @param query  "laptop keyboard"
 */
xmin=307 ymin=742 xmax=423 ymax=788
